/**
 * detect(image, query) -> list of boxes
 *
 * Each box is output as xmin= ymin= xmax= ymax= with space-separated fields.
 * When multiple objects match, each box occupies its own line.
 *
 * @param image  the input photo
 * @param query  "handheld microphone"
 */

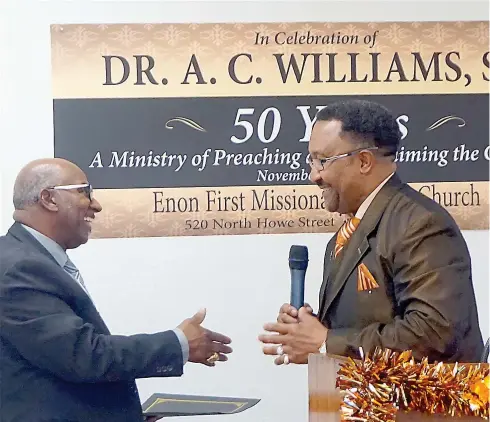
xmin=289 ymin=245 xmax=309 ymax=310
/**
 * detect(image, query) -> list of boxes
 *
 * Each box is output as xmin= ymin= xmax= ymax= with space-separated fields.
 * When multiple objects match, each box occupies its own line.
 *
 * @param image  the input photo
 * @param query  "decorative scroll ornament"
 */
xmin=426 ymin=115 xmax=466 ymax=131
xmin=165 ymin=117 xmax=206 ymax=132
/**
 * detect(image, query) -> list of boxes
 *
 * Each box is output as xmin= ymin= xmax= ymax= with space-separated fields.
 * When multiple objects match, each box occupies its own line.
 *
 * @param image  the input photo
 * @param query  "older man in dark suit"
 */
xmin=0 ymin=158 xmax=232 ymax=422
xmin=259 ymin=99 xmax=483 ymax=364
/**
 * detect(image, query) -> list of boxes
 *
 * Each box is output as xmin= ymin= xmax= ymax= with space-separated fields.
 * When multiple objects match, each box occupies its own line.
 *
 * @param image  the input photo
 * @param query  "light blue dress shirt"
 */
xmin=21 ymin=224 xmax=189 ymax=363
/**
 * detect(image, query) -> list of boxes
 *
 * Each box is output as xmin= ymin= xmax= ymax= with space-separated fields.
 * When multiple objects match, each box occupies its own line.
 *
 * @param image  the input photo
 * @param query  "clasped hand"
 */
xmin=258 ymin=303 xmax=328 ymax=365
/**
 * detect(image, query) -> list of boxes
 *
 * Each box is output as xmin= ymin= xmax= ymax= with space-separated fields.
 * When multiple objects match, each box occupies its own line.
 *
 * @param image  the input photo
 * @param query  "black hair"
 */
xmin=315 ymin=99 xmax=402 ymax=157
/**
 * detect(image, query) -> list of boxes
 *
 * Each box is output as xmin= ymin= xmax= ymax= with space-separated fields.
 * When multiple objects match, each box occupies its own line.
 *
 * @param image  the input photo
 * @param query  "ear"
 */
xmin=38 ymin=189 xmax=59 ymax=212
xmin=358 ymin=150 xmax=375 ymax=175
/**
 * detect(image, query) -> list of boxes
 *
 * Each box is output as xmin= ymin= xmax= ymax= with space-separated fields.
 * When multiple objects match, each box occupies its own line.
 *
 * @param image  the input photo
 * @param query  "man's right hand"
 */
xmin=277 ymin=303 xmax=314 ymax=323
xmin=178 ymin=308 xmax=232 ymax=366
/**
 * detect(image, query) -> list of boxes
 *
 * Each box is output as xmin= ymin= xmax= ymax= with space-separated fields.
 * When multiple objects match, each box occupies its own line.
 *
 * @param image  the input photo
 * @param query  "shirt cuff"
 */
xmin=172 ymin=328 xmax=189 ymax=364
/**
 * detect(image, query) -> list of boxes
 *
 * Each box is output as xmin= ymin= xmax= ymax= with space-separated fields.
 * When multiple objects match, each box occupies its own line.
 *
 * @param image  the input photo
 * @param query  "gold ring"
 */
xmin=206 ymin=352 xmax=219 ymax=363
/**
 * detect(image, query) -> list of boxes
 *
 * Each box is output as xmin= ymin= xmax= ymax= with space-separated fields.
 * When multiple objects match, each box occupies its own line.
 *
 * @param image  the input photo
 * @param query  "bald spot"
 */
xmin=13 ymin=158 xmax=87 ymax=210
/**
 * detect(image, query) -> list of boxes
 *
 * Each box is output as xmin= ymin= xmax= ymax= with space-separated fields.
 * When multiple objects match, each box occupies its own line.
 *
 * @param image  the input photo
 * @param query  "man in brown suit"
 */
xmin=259 ymin=99 xmax=483 ymax=364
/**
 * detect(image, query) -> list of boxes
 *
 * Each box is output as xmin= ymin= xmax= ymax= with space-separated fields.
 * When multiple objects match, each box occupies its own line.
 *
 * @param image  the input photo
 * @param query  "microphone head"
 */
xmin=289 ymin=245 xmax=309 ymax=270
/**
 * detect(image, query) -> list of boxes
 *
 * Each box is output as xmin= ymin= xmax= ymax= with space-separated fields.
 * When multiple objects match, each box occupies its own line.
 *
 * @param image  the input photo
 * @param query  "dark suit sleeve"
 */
xmin=325 ymin=213 xmax=474 ymax=361
xmin=0 ymin=258 xmax=184 ymax=383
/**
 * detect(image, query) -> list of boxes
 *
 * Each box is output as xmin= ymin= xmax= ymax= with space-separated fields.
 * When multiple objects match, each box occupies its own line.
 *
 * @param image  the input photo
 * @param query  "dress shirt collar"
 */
xmin=354 ymin=172 xmax=395 ymax=219
xmin=21 ymin=224 xmax=68 ymax=268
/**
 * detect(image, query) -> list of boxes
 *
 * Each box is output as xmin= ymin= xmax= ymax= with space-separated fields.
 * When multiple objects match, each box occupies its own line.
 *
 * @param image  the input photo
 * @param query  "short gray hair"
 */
xmin=13 ymin=164 xmax=63 ymax=210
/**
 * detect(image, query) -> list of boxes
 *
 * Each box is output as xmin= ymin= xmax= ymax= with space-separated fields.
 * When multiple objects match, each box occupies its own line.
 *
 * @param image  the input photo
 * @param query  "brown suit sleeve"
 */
xmin=325 ymin=213 xmax=473 ymax=361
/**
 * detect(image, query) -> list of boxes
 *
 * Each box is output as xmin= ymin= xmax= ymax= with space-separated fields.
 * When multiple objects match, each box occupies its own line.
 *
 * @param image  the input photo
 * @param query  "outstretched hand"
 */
xmin=178 ymin=308 xmax=233 ymax=367
xmin=259 ymin=306 xmax=327 ymax=365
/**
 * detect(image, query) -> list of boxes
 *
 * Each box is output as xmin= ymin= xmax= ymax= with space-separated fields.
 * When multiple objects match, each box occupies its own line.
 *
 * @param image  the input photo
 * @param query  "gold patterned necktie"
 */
xmin=334 ymin=217 xmax=361 ymax=258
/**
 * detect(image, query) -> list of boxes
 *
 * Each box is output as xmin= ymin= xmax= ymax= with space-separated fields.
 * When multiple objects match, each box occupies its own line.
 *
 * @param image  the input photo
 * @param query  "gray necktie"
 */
xmin=64 ymin=257 xmax=90 ymax=296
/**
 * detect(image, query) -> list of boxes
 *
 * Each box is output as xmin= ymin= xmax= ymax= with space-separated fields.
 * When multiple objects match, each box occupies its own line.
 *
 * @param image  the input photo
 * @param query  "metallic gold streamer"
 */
xmin=336 ymin=348 xmax=489 ymax=422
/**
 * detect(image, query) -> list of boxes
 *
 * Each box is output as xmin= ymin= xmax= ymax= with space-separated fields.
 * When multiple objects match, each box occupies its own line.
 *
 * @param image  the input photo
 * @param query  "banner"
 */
xmin=50 ymin=21 xmax=489 ymax=238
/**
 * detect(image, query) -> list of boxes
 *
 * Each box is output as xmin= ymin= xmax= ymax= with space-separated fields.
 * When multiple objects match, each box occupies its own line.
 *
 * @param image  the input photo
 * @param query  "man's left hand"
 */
xmin=258 ymin=307 xmax=328 ymax=365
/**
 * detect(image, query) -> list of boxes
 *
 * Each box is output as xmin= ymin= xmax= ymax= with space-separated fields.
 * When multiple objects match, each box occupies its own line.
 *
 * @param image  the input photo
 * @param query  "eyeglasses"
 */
xmin=308 ymin=147 xmax=379 ymax=171
xmin=48 ymin=183 xmax=93 ymax=201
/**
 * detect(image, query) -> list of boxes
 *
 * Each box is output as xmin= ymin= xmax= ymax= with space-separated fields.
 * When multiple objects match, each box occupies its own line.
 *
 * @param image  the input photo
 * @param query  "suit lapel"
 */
xmin=319 ymin=174 xmax=403 ymax=321
xmin=318 ymin=236 xmax=337 ymax=312
xmin=320 ymin=231 xmax=370 ymax=320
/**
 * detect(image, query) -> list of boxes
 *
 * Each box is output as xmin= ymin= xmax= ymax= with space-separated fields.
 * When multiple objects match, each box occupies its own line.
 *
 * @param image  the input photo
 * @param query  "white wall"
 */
xmin=1 ymin=1 xmax=489 ymax=422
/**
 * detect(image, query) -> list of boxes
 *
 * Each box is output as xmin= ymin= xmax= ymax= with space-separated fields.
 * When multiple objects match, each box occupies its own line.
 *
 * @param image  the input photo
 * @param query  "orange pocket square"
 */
xmin=357 ymin=263 xmax=380 ymax=291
